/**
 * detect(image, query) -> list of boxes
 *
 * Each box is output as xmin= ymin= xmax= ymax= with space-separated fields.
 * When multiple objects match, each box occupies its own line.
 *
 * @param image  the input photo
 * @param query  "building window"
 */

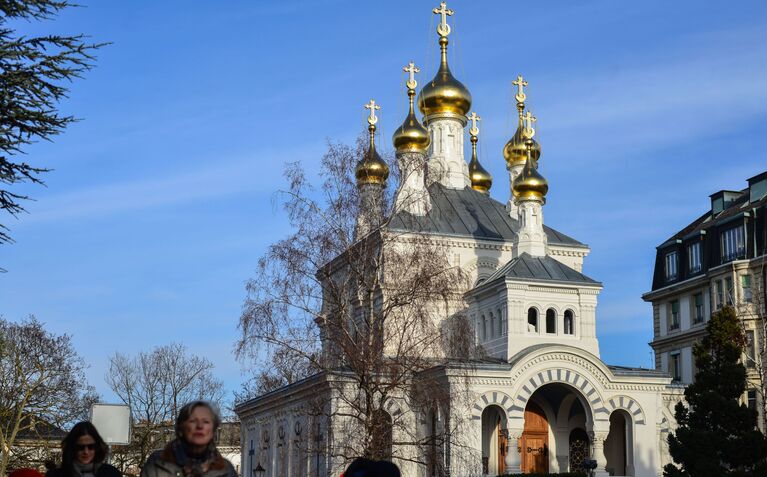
xmin=665 ymin=251 xmax=678 ymax=281
xmin=546 ymin=309 xmax=556 ymax=334
xmin=693 ymin=293 xmax=704 ymax=324
xmin=748 ymin=389 xmax=758 ymax=412
xmin=564 ymin=310 xmax=575 ymax=335
xmin=687 ymin=242 xmax=702 ymax=273
xmin=746 ymin=330 xmax=756 ymax=369
xmin=669 ymin=301 xmax=680 ymax=330
xmin=480 ymin=315 xmax=486 ymax=341
xmin=489 ymin=313 xmax=495 ymax=339
xmin=498 ymin=309 xmax=503 ymax=335
xmin=527 ymin=308 xmax=538 ymax=333
xmin=742 ymin=274 xmax=753 ymax=303
xmin=725 ymin=277 xmax=733 ymax=305
xmin=721 ymin=226 xmax=745 ymax=262
xmin=670 ymin=353 xmax=682 ymax=382
xmin=715 ymin=280 xmax=724 ymax=309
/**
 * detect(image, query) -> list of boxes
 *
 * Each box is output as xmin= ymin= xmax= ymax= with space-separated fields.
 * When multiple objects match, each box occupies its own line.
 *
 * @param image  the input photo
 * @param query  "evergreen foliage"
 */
xmin=665 ymin=306 xmax=767 ymax=477
xmin=0 ymin=0 xmax=103 ymax=244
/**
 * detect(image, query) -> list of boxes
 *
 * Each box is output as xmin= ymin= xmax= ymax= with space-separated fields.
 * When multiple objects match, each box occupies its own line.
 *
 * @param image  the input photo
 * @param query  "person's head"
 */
xmin=61 ymin=422 xmax=108 ymax=468
xmin=342 ymin=458 xmax=400 ymax=477
xmin=175 ymin=401 xmax=221 ymax=452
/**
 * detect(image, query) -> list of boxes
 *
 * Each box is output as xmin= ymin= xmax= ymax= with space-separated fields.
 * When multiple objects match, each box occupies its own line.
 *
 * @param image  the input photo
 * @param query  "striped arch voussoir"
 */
xmin=606 ymin=395 xmax=646 ymax=425
xmin=509 ymin=368 xmax=608 ymax=421
xmin=470 ymin=391 xmax=515 ymax=421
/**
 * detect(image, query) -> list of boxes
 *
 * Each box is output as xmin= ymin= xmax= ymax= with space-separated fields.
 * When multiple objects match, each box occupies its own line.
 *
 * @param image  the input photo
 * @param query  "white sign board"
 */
xmin=90 ymin=403 xmax=131 ymax=445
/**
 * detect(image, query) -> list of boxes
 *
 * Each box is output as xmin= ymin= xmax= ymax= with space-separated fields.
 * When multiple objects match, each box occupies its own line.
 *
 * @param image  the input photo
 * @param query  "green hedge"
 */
xmin=498 ymin=473 xmax=587 ymax=477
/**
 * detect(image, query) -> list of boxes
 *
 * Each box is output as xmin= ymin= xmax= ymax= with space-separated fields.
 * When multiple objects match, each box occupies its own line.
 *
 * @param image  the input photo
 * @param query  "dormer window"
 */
xmin=664 ymin=251 xmax=678 ymax=281
xmin=721 ymin=226 xmax=745 ymax=262
xmin=687 ymin=242 xmax=701 ymax=274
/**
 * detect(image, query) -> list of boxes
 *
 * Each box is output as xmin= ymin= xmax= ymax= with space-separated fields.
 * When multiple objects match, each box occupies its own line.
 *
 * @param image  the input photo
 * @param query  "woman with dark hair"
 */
xmin=141 ymin=401 xmax=236 ymax=477
xmin=46 ymin=421 xmax=121 ymax=477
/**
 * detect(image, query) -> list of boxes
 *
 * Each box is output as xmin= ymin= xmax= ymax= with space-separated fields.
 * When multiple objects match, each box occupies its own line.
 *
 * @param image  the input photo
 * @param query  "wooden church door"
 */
xmin=496 ymin=416 xmax=507 ymax=475
xmin=520 ymin=402 xmax=549 ymax=474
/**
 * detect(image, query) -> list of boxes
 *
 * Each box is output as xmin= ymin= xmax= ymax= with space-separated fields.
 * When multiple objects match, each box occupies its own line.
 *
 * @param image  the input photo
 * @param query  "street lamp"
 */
xmin=254 ymin=463 xmax=266 ymax=477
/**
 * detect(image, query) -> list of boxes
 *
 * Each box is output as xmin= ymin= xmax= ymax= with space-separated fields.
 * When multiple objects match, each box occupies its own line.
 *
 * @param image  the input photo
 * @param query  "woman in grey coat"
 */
xmin=141 ymin=401 xmax=237 ymax=477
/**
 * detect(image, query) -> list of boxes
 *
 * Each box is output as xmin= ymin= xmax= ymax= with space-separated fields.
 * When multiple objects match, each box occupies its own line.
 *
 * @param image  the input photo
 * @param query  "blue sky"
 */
xmin=1 ymin=0 xmax=766 ymax=403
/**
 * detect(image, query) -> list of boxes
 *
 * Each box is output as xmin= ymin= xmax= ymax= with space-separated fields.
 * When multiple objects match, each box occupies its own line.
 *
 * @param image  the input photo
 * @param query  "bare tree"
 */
xmin=236 ymin=135 xmax=482 ymax=472
xmin=738 ymin=252 xmax=767 ymax=429
xmin=0 ymin=316 xmax=97 ymax=475
xmin=105 ymin=342 xmax=225 ymax=475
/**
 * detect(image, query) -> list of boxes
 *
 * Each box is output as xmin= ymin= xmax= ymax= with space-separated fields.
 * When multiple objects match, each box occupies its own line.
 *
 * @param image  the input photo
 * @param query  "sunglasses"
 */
xmin=76 ymin=444 xmax=96 ymax=451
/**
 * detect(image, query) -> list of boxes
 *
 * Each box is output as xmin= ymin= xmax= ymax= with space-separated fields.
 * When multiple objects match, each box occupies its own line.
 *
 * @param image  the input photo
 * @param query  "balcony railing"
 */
xmin=722 ymin=248 xmax=746 ymax=262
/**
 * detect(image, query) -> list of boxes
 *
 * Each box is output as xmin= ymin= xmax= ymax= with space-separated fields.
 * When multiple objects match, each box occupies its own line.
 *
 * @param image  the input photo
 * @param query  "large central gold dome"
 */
xmin=417 ymin=37 xmax=471 ymax=122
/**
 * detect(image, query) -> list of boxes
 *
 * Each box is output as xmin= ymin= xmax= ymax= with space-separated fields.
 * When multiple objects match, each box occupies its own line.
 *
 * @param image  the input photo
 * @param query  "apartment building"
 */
xmin=643 ymin=170 xmax=767 ymax=423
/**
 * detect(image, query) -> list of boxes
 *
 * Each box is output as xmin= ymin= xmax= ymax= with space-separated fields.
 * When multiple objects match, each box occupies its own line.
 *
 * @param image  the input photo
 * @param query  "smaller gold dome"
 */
xmin=512 ymin=144 xmax=547 ymax=201
xmin=393 ymin=90 xmax=430 ymax=153
xmin=356 ymin=124 xmax=389 ymax=186
xmin=503 ymin=122 xmax=541 ymax=167
xmin=417 ymin=37 xmax=472 ymax=122
xmin=468 ymin=136 xmax=492 ymax=193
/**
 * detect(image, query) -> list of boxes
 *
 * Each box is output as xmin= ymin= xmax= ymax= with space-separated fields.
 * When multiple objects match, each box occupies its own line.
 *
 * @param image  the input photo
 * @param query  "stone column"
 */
xmin=590 ymin=431 xmax=610 ymax=477
xmin=504 ymin=429 xmax=523 ymax=473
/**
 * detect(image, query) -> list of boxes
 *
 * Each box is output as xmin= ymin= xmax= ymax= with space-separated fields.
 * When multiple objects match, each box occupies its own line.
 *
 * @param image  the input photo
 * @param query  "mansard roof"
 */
xmin=480 ymin=252 xmax=601 ymax=287
xmin=388 ymin=183 xmax=584 ymax=247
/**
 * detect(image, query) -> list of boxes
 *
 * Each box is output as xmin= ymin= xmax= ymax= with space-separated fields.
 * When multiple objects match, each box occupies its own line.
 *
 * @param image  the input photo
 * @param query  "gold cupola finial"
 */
xmin=417 ymin=1 xmax=472 ymax=123
xmin=512 ymin=112 xmax=548 ymax=202
xmin=503 ymin=74 xmax=541 ymax=166
xmin=467 ymin=111 xmax=492 ymax=193
xmin=355 ymin=99 xmax=389 ymax=186
xmin=393 ymin=62 xmax=430 ymax=154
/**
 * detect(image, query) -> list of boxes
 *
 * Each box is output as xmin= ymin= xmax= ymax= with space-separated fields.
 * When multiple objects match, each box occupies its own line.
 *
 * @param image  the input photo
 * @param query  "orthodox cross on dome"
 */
xmin=433 ymin=1 xmax=454 ymax=37
xmin=404 ymin=61 xmax=420 ymax=90
xmin=513 ymin=74 xmax=528 ymax=103
xmin=467 ymin=111 xmax=481 ymax=137
xmin=522 ymin=110 xmax=537 ymax=139
xmin=364 ymin=99 xmax=380 ymax=125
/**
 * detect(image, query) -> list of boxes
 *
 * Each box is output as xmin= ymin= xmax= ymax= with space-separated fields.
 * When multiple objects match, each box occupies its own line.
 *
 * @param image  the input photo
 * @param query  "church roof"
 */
xmin=480 ymin=252 xmax=601 ymax=287
xmin=388 ymin=183 xmax=584 ymax=246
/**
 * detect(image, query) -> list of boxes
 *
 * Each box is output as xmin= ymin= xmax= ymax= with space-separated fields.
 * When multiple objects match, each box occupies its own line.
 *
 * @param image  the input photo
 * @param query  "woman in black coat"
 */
xmin=46 ymin=422 xmax=121 ymax=477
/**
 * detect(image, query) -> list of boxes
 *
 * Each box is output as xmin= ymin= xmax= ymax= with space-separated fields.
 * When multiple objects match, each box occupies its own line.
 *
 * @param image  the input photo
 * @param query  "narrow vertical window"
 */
xmin=564 ymin=310 xmax=574 ymax=335
xmin=721 ymin=226 xmax=745 ymax=262
xmin=693 ymin=293 xmax=704 ymax=324
xmin=748 ymin=389 xmax=758 ymax=411
xmin=670 ymin=353 xmax=682 ymax=382
xmin=546 ymin=309 xmax=556 ymax=334
xmin=665 ymin=251 xmax=678 ymax=281
xmin=746 ymin=330 xmax=756 ymax=368
xmin=742 ymin=274 xmax=753 ymax=303
xmin=725 ymin=277 xmax=733 ymax=305
xmin=669 ymin=301 xmax=680 ymax=330
xmin=687 ymin=242 xmax=702 ymax=273
xmin=715 ymin=280 xmax=724 ymax=309
xmin=527 ymin=308 xmax=538 ymax=333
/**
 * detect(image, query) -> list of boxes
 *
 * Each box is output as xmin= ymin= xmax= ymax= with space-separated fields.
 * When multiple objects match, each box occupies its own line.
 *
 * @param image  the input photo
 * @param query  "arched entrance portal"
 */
xmin=605 ymin=410 xmax=634 ymax=476
xmin=521 ymin=402 xmax=548 ymax=473
xmin=519 ymin=383 xmax=594 ymax=473
xmin=480 ymin=405 xmax=507 ymax=475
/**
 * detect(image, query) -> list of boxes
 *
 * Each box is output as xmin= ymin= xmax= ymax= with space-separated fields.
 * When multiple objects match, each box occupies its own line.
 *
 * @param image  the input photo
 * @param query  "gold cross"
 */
xmin=522 ymin=110 xmax=537 ymax=139
xmin=403 ymin=61 xmax=420 ymax=90
xmin=513 ymin=75 xmax=528 ymax=103
xmin=364 ymin=99 xmax=380 ymax=125
xmin=433 ymin=1 xmax=454 ymax=37
xmin=467 ymin=111 xmax=481 ymax=137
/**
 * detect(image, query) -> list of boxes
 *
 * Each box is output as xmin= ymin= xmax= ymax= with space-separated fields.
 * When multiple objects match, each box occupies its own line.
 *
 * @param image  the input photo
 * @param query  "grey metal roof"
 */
xmin=388 ymin=183 xmax=584 ymax=246
xmin=481 ymin=252 xmax=601 ymax=286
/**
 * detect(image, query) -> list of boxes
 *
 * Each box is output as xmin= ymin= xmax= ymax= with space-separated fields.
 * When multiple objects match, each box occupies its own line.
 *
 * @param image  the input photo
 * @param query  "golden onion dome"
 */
xmin=356 ymin=122 xmax=389 ymax=186
xmin=417 ymin=37 xmax=471 ymax=122
xmin=393 ymin=88 xmax=430 ymax=154
xmin=512 ymin=141 xmax=548 ymax=201
xmin=503 ymin=120 xmax=541 ymax=167
xmin=468 ymin=134 xmax=491 ymax=193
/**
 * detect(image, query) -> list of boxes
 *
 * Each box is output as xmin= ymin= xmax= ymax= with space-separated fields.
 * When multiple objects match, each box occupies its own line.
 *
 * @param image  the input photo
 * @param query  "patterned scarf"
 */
xmin=169 ymin=439 xmax=218 ymax=477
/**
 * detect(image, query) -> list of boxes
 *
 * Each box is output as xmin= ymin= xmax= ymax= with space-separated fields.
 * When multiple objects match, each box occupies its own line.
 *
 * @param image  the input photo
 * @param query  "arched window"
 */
xmin=546 ymin=308 xmax=556 ymax=334
xmin=489 ymin=312 xmax=495 ymax=339
xmin=480 ymin=315 xmax=487 ymax=341
xmin=564 ymin=310 xmax=575 ymax=335
xmin=527 ymin=308 xmax=538 ymax=333
xmin=497 ymin=309 xmax=503 ymax=335
xmin=371 ymin=409 xmax=393 ymax=460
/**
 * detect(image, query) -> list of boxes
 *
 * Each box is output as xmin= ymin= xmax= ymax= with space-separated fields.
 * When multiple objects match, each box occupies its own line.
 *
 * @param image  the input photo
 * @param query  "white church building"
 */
xmin=235 ymin=3 xmax=681 ymax=476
